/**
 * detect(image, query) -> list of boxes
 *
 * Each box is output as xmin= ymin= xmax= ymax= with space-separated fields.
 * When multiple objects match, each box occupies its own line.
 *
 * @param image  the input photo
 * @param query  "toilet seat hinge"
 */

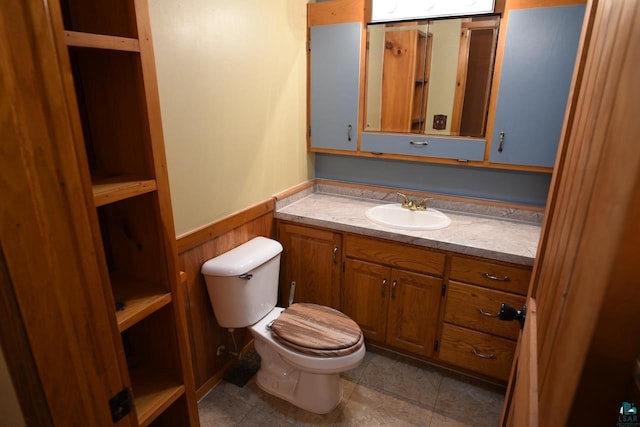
xmin=266 ymin=319 xmax=275 ymax=330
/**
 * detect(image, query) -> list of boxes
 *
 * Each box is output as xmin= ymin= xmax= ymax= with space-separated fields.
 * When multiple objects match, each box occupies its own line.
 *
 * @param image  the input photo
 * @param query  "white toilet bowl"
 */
xmin=250 ymin=307 xmax=365 ymax=414
xmin=201 ymin=237 xmax=365 ymax=414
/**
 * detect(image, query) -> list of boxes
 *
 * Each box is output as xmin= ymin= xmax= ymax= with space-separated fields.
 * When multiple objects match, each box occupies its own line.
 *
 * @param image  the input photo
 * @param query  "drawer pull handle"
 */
xmin=472 ymin=348 xmax=496 ymax=359
xmin=482 ymin=272 xmax=510 ymax=282
xmin=409 ymin=140 xmax=429 ymax=146
xmin=333 ymin=246 xmax=339 ymax=264
xmin=381 ymin=279 xmax=387 ymax=297
xmin=478 ymin=308 xmax=500 ymax=317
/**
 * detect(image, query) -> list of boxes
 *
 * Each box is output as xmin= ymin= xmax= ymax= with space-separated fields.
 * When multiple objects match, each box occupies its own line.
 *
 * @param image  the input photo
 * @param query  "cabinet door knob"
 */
xmin=498 ymin=131 xmax=505 ymax=152
xmin=391 ymin=280 xmax=398 ymax=299
xmin=332 ymin=246 xmax=339 ymax=264
xmin=381 ymin=278 xmax=387 ymax=297
xmin=347 ymin=124 xmax=352 ymax=142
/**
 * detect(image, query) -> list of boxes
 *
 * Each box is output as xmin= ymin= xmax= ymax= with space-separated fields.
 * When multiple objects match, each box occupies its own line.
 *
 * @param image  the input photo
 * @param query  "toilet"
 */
xmin=201 ymin=236 xmax=365 ymax=414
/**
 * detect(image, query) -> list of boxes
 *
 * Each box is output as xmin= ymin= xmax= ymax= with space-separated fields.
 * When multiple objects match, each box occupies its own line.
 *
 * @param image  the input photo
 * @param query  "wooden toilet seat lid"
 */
xmin=270 ymin=303 xmax=363 ymax=357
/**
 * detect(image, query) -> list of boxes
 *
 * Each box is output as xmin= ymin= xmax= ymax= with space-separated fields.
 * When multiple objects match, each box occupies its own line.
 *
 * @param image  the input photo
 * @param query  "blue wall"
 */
xmin=315 ymin=154 xmax=551 ymax=206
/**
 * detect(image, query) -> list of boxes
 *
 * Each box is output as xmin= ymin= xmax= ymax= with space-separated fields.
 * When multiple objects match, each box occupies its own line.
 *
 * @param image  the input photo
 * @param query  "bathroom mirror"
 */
xmin=364 ymin=15 xmax=499 ymax=138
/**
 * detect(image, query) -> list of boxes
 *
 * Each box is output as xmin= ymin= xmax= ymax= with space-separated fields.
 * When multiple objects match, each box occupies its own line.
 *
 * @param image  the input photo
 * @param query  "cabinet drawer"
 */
xmin=444 ymin=281 xmax=525 ymax=340
xmin=361 ymin=132 xmax=486 ymax=161
xmin=439 ymin=323 xmax=516 ymax=382
xmin=345 ymin=234 xmax=445 ymax=277
xmin=450 ymin=256 xmax=530 ymax=295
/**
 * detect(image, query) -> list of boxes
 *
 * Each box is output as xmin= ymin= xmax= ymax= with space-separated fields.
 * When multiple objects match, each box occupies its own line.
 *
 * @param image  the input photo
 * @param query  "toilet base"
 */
xmin=253 ymin=338 xmax=344 ymax=414
xmin=255 ymin=366 xmax=343 ymax=414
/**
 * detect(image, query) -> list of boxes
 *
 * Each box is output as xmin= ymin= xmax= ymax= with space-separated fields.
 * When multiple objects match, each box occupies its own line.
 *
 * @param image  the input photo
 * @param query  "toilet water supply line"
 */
xmin=289 ymin=281 xmax=296 ymax=307
xmin=218 ymin=281 xmax=297 ymax=358
xmin=218 ymin=328 xmax=240 ymax=357
xmin=218 ymin=271 xmax=254 ymax=358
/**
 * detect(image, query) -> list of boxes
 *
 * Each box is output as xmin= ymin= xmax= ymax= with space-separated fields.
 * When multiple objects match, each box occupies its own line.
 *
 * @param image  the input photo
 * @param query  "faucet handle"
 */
xmin=396 ymin=192 xmax=411 ymax=208
xmin=417 ymin=197 xmax=432 ymax=210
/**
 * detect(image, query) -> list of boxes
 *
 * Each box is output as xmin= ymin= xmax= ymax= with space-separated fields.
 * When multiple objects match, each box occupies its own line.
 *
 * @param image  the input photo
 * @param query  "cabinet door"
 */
xmin=386 ymin=269 xmax=442 ymax=357
xmin=309 ymin=22 xmax=361 ymax=151
xmin=342 ymin=259 xmax=389 ymax=343
xmin=278 ymin=223 xmax=342 ymax=309
xmin=489 ymin=5 xmax=585 ymax=167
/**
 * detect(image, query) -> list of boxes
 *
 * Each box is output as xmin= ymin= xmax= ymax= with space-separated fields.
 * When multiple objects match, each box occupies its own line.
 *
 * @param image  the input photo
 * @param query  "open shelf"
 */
xmin=92 ymin=174 xmax=157 ymax=207
xmin=68 ymin=48 xmax=154 ymax=179
xmin=98 ymin=193 xmax=168 ymax=284
xmin=112 ymin=276 xmax=172 ymax=332
xmin=65 ymin=31 xmax=140 ymax=52
xmin=122 ymin=306 xmax=186 ymax=426
xmin=130 ymin=365 xmax=185 ymax=427
xmin=60 ymin=0 xmax=138 ymax=39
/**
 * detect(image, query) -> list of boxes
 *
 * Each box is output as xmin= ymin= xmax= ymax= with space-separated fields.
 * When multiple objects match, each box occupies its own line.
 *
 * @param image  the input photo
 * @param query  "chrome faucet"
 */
xmin=396 ymin=192 xmax=431 ymax=211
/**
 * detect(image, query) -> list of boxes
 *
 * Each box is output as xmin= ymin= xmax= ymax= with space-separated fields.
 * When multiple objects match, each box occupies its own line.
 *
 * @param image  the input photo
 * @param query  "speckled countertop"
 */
xmin=274 ymin=182 xmax=543 ymax=266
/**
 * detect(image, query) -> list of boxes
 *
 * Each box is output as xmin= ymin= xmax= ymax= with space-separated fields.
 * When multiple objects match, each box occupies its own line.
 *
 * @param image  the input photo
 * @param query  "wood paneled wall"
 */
xmin=176 ymin=199 xmax=275 ymax=397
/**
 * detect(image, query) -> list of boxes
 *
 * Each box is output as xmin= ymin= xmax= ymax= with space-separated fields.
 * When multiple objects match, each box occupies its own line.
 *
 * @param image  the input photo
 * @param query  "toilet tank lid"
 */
xmin=201 ymin=236 xmax=283 ymax=277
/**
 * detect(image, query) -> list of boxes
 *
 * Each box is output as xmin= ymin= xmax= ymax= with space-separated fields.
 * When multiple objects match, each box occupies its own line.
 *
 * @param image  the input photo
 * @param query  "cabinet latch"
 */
xmin=497 ymin=303 xmax=527 ymax=329
xmin=109 ymin=387 xmax=132 ymax=422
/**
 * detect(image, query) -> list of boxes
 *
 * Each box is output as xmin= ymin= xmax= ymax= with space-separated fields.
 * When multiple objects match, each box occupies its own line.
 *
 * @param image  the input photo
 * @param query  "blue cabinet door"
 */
xmin=310 ymin=22 xmax=361 ymax=151
xmin=490 ymin=5 xmax=585 ymax=167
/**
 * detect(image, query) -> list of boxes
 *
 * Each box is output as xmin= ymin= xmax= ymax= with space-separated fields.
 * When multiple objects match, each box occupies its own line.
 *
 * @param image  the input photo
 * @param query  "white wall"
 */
xmin=425 ymin=19 xmax=461 ymax=134
xmin=149 ymin=0 xmax=313 ymax=237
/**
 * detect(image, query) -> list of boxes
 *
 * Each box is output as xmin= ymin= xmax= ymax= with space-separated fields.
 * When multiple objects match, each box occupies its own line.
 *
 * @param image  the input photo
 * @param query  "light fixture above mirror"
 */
xmin=371 ymin=0 xmax=495 ymax=23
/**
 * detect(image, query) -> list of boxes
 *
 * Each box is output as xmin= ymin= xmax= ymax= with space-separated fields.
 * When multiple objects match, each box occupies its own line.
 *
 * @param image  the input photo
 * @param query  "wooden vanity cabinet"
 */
xmin=438 ymin=255 xmax=530 ymax=381
xmin=277 ymin=222 xmax=342 ymax=310
xmin=343 ymin=235 xmax=445 ymax=358
xmin=275 ymin=220 xmax=532 ymax=383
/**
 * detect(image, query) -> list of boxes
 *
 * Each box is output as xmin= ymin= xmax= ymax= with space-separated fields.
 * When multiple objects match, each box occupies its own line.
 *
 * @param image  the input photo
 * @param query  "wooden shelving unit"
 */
xmin=57 ymin=0 xmax=199 ymax=425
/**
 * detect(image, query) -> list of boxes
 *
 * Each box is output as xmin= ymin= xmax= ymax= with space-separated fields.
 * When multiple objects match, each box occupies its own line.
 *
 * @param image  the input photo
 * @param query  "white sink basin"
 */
xmin=365 ymin=204 xmax=451 ymax=231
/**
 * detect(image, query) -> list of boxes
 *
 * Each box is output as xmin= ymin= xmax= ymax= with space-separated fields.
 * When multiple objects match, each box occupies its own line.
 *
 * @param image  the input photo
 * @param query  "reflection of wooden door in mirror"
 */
xmin=452 ymin=18 xmax=498 ymax=137
xmin=380 ymin=28 xmax=431 ymax=133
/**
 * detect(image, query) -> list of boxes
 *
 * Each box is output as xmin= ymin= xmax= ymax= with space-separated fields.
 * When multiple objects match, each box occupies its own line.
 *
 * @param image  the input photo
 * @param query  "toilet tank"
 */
xmin=201 ymin=236 xmax=283 ymax=329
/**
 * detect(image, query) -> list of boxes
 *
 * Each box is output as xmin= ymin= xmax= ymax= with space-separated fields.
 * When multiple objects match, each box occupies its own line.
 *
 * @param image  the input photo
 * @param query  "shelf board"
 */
xmin=92 ymin=175 xmax=157 ymax=207
xmin=65 ymin=31 xmax=140 ymax=52
xmin=112 ymin=277 xmax=172 ymax=332
xmin=130 ymin=366 xmax=185 ymax=427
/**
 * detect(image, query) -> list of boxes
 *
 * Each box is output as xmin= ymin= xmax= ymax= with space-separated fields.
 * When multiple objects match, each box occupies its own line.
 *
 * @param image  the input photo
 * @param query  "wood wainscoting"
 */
xmin=176 ymin=199 xmax=276 ymax=398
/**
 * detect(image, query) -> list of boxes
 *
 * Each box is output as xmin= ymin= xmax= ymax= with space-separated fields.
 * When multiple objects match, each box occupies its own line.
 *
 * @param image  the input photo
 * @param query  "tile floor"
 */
xmin=198 ymin=347 xmax=505 ymax=426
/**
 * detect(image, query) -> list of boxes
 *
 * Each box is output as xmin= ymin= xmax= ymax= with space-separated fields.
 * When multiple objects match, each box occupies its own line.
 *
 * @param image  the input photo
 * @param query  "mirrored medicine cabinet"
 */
xmin=364 ymin=15 xmax=500 ymax=138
